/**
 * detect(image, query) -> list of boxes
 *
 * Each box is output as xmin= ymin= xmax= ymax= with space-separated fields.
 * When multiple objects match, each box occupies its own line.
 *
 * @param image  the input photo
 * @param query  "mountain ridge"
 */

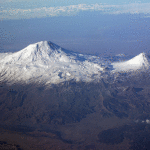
xmin=0 ymin=41 xmax=103 ymax=85
xmin=0 ymin=41 xmax=149 ymax=85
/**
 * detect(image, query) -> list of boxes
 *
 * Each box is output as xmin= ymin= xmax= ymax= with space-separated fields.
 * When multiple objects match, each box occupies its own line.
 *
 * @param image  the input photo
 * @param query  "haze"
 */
xmin=1 ymin=0 xmax=150 ymax=56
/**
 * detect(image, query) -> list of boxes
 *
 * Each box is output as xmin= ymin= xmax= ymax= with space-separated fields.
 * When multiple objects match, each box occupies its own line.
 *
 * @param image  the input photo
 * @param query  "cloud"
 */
xmin=146 ymin=119 xmax=150 ymax=124
xmin=1 ymin=3 xmax=150 ymax=20
xmin=0 ymin=0 xmax=35 ymax=3
xmin=110 ymin=3 xmax=150 ymax=14
xmin=135 ymin=119 xmax=150 ymax=124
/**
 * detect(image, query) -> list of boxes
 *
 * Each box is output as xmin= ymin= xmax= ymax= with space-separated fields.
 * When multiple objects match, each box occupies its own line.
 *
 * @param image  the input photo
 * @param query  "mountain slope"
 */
xmin=112 ymin=53 xmax=149 ymax=72
xmin=1 ymin=41 xmax=150 ymax=150
xmin=0 ymin=41 xmax=150 ymax=85
xmin=0 ymin=41 xmax=104 ymax=85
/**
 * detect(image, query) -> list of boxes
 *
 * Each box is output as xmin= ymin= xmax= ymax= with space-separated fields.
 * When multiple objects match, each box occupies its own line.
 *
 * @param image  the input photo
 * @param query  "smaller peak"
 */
xmin=127 ymin=52 xmax=148 ymax=64
xmin=132 ymin=52 xmax=148 ymax=61
xmin=136 ymin=52 xmax=148 ymax=58
xmin=138 ymin=52 xmax=146 ymax=56
xmin=112 ymin=52 xmax=150 ymax=72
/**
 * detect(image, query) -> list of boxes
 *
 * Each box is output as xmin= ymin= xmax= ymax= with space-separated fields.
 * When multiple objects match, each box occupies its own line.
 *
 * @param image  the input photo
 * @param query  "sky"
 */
xmin=1 ymin=0 xmax=150 ymax=55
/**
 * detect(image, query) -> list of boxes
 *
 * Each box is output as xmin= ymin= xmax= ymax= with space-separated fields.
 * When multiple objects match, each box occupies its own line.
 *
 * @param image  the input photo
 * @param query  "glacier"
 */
xmin=0 ymin=41 xmax=149 ymax=85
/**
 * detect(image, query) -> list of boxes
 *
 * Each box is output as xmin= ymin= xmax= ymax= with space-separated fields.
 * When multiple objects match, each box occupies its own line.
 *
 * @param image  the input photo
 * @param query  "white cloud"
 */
xmin=110 ymin=3 xmax=150 ymax=14
xmin=1 ymin=3 xmax=150 ymax=20
xmin=146 ymin=119 xmax=150 ymax=124
xmin=135 ymin=119 xmax=150 ymax=124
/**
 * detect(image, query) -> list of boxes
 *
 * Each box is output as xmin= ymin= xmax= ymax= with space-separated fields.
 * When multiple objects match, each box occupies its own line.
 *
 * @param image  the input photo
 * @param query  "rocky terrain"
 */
xmin=0 ymin=72 xmax=150 ymax=149
xmin=0 ymin=41 xmax=150 ymax=149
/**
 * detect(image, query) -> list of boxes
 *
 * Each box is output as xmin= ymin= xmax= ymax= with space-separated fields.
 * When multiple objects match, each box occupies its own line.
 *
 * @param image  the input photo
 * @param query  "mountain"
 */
xmin=0 ymin=41 xmax=149 ymax=86
xmin=0 ymin=41 xmax=150 ymax=150
xmin=112 ymin=52 xmax=150 ymax=72
xmin=0 ymin=41 xmax=105 ymax=85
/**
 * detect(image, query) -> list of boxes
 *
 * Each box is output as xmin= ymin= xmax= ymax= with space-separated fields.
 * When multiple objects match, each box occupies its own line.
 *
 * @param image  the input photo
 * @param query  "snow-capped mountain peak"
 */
xmin=126 ymin=53 xmax=149 ymax=66
xmin=0 ymin=41 xmax=69 ymax=64
xmin=112 ymin=52 xmax=149 ymax=72
xmin=0 ymin=41 xmax=104 ymax=85
xmin=0 ymin=41 xmax=150 ymax=85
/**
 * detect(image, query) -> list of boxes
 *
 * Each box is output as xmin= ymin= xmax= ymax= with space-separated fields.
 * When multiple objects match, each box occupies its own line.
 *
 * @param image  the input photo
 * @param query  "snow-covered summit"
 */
xmin=112 ymin=52 xmax=150 ymax=72
xmin=0 ymin=41 xmax=72 ymax=64
xmin=0 ymin=41 xmax=149 ymax=85
xmin=0 ymin=41 xmax=104 ymax=85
